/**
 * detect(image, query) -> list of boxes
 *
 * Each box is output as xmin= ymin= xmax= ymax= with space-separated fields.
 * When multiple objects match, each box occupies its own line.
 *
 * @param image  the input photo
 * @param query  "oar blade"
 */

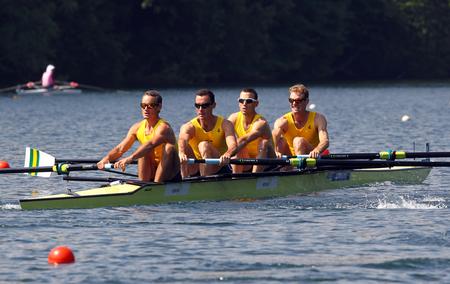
xmin=24 ymin=147 xmax=55 ymax=177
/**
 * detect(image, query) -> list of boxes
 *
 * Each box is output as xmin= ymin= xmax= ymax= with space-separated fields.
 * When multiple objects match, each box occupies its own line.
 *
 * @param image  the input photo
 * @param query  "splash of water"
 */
xmin=377 ymin=195 xmax=446 ymax=209
xmin=0 ymin=203 xmax=22 ymax=210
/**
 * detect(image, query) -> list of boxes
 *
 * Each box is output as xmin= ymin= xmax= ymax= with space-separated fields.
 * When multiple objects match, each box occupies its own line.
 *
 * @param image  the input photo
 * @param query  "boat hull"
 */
xmin=19 ymin=167 xmax=431 ymax=210
xmin=15 ymin=87 xmax=82 ymax=95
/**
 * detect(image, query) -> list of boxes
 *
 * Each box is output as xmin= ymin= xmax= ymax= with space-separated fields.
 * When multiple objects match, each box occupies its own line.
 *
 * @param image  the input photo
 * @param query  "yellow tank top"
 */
xmin=189 ymin=116 xmax=227 ymax=159
xmin=136 ymin=119 xmax=165 ymax=163
xmin=234 ymin=112 xmax=263 ymax=158
xmin=283 ymin=112 xmax=319 ymax=155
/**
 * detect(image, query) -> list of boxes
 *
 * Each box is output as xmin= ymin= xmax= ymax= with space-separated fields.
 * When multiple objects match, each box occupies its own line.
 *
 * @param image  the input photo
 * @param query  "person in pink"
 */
xmin=41 ymin=64 xmax=55 ymax=88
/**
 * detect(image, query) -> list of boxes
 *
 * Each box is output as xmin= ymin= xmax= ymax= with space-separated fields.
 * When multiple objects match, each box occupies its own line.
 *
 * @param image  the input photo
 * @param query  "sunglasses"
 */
xmin=140 ymin=102 xmax=160 ymax=109
xmin=238 ymin=98 xmax=257 ymax=104
xmin=289 ymin=98 xmax=307 ymax=104
xmin=194 ymin=102 xmax=213 ymax=109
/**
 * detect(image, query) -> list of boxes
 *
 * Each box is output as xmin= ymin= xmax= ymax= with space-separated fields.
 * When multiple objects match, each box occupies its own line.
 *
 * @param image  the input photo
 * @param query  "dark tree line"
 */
xmin=0 ymin=0 xmax=449 ymax=88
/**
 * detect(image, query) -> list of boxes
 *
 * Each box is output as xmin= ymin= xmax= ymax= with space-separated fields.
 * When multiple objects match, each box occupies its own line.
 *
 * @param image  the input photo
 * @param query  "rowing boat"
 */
xmin=15 ymin=86 xmax=82 ymax=96
xmin=19 ymin=166 xmax=431 ymax=210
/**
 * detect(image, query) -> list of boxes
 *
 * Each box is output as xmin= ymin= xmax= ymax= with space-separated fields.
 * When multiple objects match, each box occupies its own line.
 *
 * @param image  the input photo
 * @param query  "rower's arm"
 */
xmin=178 ymin=123 xmax=194 ymax=162
xmin=128 ymin=124 xmax=175 ymax=161
xmin=98 ymin=123 xmax=138 ymax=165
xmin=235 ymin=119 xmax=270 ymax=154
xmin=312 ymin=113 xmax=329 ymax=155
xmin=272 ymin=117 xmax=287 ymax=156
xmin=222 ymin=119 xmax=238 ymax=157
xmin=227 ymin=112 xmax=238 ymax=125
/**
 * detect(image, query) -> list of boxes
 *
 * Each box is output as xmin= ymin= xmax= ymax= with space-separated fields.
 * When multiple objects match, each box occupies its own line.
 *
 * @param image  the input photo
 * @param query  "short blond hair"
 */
xmin=289 ymin=84 xmax=309 ymax=98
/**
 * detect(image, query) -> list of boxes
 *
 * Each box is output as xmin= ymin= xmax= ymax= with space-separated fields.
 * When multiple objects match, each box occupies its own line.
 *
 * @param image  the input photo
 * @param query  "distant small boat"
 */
xmin=15 ymin=85 xmax=82 ymax=95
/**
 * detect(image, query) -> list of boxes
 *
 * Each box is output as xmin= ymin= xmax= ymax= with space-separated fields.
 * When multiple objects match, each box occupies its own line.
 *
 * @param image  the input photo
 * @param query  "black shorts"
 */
xmin=166 ymin=171 xmax=182 ymax=182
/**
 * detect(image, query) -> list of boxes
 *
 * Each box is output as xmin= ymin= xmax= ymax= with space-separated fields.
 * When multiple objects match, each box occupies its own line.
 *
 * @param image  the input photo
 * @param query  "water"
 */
xmin=1 ymin=83 xmax=450 ymax=283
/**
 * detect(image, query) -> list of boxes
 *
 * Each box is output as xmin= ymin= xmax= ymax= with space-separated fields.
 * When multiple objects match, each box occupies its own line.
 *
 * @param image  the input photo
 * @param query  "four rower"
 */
xmin=97 ymin=90 xmax=181 ymax=182
xmin=178 ymin=89 xmax=237 ymax=178
xmin=227 ymin=88 xmax=276 ymax=173
xmin=98 ymin=84 xmax=329 ymax=181
xmin=272 ymin=84 xmax=329 ymax=158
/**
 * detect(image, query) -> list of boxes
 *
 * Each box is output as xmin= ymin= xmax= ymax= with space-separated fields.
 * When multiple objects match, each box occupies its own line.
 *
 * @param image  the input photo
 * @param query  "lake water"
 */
xmin=1 ymin=83 xmax=450 ymax=283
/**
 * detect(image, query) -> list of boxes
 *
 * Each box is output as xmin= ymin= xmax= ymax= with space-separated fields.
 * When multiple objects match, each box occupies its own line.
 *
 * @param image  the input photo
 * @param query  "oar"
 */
xmin=286 ymin=151 xmax=450 ymax=160
xmin=54 ymin=158 xmax=138 ymax=165
xmin=308 ymin=159 xmax=450 ymax=169
xmin=188 ymin=158 xmax=291 ymax=166
xmin=322 ymin=151 xmax=450 ymax=160
xmin=55 ymin=158 xmax=101 ymax=163
xmin=56 ymin=81 xmax=105 ymax=92
xmin=26 ymin=147 xmax=137 ymax=166
xmin=62 ymin=176 xmax=146 ymax=185
xmin=0 ymin=81 xmax=39 ymax=93
xmin=0 ymin=163 xmax=112 ymax=175
xmin=0 ymin=85 xmax=20 ymax=93
xmin=188 ymin=157 xmax=450 ymax=169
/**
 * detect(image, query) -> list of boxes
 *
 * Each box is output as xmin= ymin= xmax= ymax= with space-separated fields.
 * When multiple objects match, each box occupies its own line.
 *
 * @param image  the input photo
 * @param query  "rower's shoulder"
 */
xmin=255 ymin=113 xmax=269 ymax=122
xmin=159 ymin=119 xmax=174 ymax=131
xmin=227 ymin=111 xmax=239 ymax=122
xmin=274 ymin=114 xmax=288 ymax=124
xmin=180 ymin=119 xmax=195 ymax=133
xmin=129 ymin=120 xmax=145 ymax=131
xmin=313 ymin=111 xmax=327 ymax=121
xmin=221 ymin=116 xmax=234 ymax=127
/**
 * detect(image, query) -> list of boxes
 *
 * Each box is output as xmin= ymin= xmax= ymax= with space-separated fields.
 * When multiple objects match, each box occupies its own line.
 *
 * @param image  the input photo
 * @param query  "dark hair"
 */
xmin=195 ymin=89 xmax=215 ymax=103
xmin=143 ymin=90 xmax=162 ymax=104
xmin=289 ymin=84 xmax=309 ymax=99
xmin=241 ymin=88 xmax=258 ymax=100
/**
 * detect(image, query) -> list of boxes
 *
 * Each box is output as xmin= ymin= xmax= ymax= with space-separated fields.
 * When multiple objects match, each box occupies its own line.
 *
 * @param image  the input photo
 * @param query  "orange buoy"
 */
xmin=0 ymin=161 xmax=10 ymax=168
xmin=48 ymin=246 xmax=75 ymax=265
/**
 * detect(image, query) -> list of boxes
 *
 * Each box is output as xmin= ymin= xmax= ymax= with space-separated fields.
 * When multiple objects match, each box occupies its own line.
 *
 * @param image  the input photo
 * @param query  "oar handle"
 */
xmin=62 ymin=163 xmax=113 ymax=172
xmin=188 ymin=158 xmax=220 ymax=164
xmin=282 ymin=155 xmax=309 ymax=159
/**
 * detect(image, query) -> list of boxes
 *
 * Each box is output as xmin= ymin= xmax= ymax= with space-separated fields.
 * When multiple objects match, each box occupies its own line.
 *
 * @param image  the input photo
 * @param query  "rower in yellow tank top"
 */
xmin=136 ymin=118 xmax=165 ymax=163
xmin=178 ymin=89 xmax=238 ymax=178
xmin=189 ymin=116 xmax=227 ymax=159
xmin=283 ymin=111 xmax=319 ymax=155
xmin=234 ymin=112 xmax=263 ymax=157
xmin=97 ymin=90 xmax=180 ymax=183
xmin=272 ymin=84 xmax=329 ymax=158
